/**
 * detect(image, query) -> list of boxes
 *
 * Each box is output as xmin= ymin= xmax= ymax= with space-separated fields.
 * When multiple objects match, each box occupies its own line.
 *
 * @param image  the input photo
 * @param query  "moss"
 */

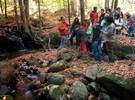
xmin=51 ymin=86 xmax=65 ymax=99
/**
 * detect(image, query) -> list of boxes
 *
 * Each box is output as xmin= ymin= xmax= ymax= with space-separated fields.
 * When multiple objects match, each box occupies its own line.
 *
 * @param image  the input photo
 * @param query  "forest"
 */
xmin=0 ymin=0 xmax=135 ymax=100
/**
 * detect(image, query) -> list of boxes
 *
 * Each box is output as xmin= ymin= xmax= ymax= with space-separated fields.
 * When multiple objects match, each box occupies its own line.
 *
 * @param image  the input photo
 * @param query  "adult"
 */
xmin=116 ymin=7 xmax=123 ymax=18
xmin=92 ymin=21 xmax=102 ymax=61
xmin=75 ymin=25 xmax=89 ymax=60
xmin=90 ymin=7 xmax=98 ymax=24
xmin=102 ymin=16 xmax=116 ymax=62
xmin=114 ymin=13 xmax=124 ymax=35
xmin=58 ymin=16 xmax=69 ymax=49
xmin=106 ymin=9 xmax=113 ymax=18
xmin=70 ymin=17 xmax=81 ymax=46
xmin=99 ymin=9 xmax=105 ymax=24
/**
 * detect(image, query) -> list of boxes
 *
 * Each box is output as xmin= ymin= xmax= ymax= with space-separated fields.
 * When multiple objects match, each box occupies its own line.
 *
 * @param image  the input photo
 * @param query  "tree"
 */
xmin=38 ymin=0 xmax=41 ymax=30
xmin=114 ymin=0 xmax=118 ymax=10
xmin=80 ymin=0 xmax=85 ymax=23
xmin=14 ymin=0 xmax=19 ymax=31
xmin=0 ymin=0 xmax=3 ymax=14
xmin=71 ymin=0 xmax=76 ymax=17
xmin=105 ymin=0 xmax=109 ymax=9
xmin=4 ymin=0 xmax=7 ymax=18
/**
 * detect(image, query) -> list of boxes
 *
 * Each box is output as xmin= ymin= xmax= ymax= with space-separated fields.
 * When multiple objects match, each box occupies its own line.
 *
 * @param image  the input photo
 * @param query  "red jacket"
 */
xmin=58 ymin=21 xmax=69 ymax=35
xmin=90 ymin=11 xmax=98 ymax=23
xmin=82 ymin=25 xmax=88 ymax=31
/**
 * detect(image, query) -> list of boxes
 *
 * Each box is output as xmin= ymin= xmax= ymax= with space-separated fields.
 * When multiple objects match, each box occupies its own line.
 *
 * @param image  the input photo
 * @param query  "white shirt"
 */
xmin=114 ymin=18 xmax=123 ymax=30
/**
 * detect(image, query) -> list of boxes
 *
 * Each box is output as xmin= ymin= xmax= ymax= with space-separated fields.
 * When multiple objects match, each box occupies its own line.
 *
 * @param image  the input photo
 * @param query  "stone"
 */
xmin=49 ymin=85 xmax=67 ymax=100
xmin=48 ymin=60 xmax=67 ymax=72
xmin=69 ymin=81 xmax=88 ymax=100
xmin=42 ymin=60 xmax=49 ymax=67
xmin=26 ymin=57 xmax=40 ymax=66
xmin=39 ymin=72 xmax=46 ymax=83
xmin=99 ymin=92 xmax=111 ymax=100
xmin=88 ymin=82 xmax=100 ymax=92
xmin=0 ymin=85 xmax=10 ymax=95
xmin=59 ymin=48 xmax=72 ymax=62
xmin=70 ymin=69 xmax=83 ymax=78
xmin=47 ymin=73 xmax=65 ymax=85
xmin=97 ymin=71 xmax=135 ymax=100
xmin=85 ymin=64 xmax=98 ymax=81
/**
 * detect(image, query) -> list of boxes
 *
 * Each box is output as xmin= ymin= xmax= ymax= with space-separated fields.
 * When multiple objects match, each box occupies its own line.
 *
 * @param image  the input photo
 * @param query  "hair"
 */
xmin=106 ymin=8 xmax=111 ymax=13
xmin=94 ymin=7 xmax=97 ymax=10
xmin=59 ymin=16 xmax=64 ymax=21
xmin=114 ymin=13 xmax=120 ymax=19
xmin=116 ymin=7 xmax=121 ymax=10
xmin=106 ymin=16 xmax=114 ymax=23
xmin=74 ymin=17 xmax=80 ymax=24
xmin=101 ymin=9 xmax=104 ymax=12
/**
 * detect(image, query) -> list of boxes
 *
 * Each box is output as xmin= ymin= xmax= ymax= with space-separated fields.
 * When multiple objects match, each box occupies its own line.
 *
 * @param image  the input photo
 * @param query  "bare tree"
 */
xmin=105 ymin=0 xmax=109 ymax=9
xmin=71 ymin=0 xmax=76 ymax=17
xmin=14 ymin=0 xmax=19 ymax=31
xmin=80 ymin=0 xmax=85 ymax=23
xmin=4 ymin=0 xmax=7 ymax=18
xmin=38 ymin=0 xmax=41 ymax=30
xmin=0 ymin=0 xmax=3 ymax=14
xmin=114 ymin=0 xmax=118 ymax=10
xmin=68 ymin=0 xmax=71 ymax=26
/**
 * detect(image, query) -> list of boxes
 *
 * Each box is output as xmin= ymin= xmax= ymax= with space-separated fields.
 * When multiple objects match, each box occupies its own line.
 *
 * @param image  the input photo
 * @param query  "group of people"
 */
xmin=58 ymin=7 xmax=135 ymax=62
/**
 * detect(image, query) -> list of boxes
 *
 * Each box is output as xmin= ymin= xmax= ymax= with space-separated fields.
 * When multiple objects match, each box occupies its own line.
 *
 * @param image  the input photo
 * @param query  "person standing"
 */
xmin=99 ymin=9 xmax=105 ymax=24
xmin=90 ymin=7 xmax=98 ymax=24
xmin=70 ymin=17 xmax=81 ymax=46
xmin=58 ymin=16 xmax=69 ymax=49
xmin=102 ymin=16 xmax=116 ymax=62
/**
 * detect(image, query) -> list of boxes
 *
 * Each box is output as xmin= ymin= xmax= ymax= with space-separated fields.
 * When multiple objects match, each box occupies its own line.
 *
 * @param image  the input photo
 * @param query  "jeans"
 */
xmin=116 ymin=29 xmax=121 ymax=35
xmin=59 ymin=35 xmax=68 ymax=49
xmin=92 ymin=41 xmax=101 ymax=61
xmin=106 ymin=41 xmax=114 ymax=62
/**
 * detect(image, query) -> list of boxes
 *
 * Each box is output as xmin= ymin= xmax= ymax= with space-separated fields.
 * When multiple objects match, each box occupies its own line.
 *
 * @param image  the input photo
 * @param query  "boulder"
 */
xmin=26 ymin=57 xmax=40 ymax=66
xmin=58 ymin=48 xmax=72 ymax=62
xmin=48 ymin=60 xmax=67 ymax=72
xmin=47 ymin=73 xmax=65 ymax=85
xmin=85 ymin=64 xmax=98 ymax=81
xmin=97 ymin=71 xmax=135 ymax=100
xmin=99 ymin=92 xmax=111 ymax=100
xmin=49 ymin=85 xmax=67 ymax=100
xmin=70 ymin=69 xmax=83 ymax=78
xmin=88 ymin=82 xmax=100 ymax=92
xmin=69 ymin=81 xmax=88 ymax=100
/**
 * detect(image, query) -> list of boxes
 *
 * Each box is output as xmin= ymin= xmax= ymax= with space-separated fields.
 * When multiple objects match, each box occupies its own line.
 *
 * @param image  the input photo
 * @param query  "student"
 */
xmin=92 ymin=21 xmax=102 ymax=61
xmin=70 ymin=17 xmax=81 ymax=46
xmin=99 ymin=9 xmax=105 ymax=24
xmin=102 ymin=16 xmax=116 ymax=62
xmin=58 ymin=16 xmax=69 ymax=49
xmin=90 ymin=7 xmax=98 ymax=24
xmin=82 ymin=19 xmax=88 ymax=31
xmin=75 ymin=25 xmax=89 ymax=60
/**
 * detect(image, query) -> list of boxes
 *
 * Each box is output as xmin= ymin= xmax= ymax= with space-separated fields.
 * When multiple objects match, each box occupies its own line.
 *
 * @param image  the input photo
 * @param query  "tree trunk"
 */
xmin=0 ymin=0 xmax=3 ymax=14
xmin=68 ymin=0 xmax=71 ymax=26
xmin=4 ymin=0 xmax=7 ymax=18
xmin=80 ymin=0 xmax=85 ymax=23
xmin=114 ymin=0 xmax=118 ymax=10
xmin=38 ymin=0 xmax=41 ymax=30
xmin=85 ymin=0 xmax=88 ymax=9
xmin=71 ymin=0 xmax=75 ymax=17
xmin=13 ymin=0 xmax=19 ymax=31
xmin=111 ymin=0 xmax=114 ymax=10
xmin=105 ymin=0 xmax=109 ymax=9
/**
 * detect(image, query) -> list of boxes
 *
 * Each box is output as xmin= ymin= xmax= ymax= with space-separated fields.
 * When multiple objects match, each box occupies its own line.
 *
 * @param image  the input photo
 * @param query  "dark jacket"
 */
xmin=77 ymin=28 xmax=88 ymax=44
xmin=92 ymin=25 xmax=102 ymax=42
xmin=99 ymin=13 xmax=105 ymax=24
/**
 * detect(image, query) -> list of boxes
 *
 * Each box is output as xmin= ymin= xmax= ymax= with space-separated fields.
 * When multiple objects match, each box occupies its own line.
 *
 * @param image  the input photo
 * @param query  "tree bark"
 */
xmin=4 ymin=0 xmax=7 ymax=18
xmin=111 ymin=0 xmax=114 ymax=10
xmin=105 ymin=0 xmax=109 ymax=9
xmin=80 ymin=0 xmax=85 ymax=23
xmin=68 ymin=0 xmax=71 ymax=26
xmin=114 ymin=0 xmax=118 ymax=10
xmin=38 ymin=0 xmax=41 ymax=30
xmin=14 ymin=0 xmax=19 ymax=31
xmin=0 ymin=0 xmax=3 ymax=14
xmin=71 ymin=0 xmax=76 ymax=17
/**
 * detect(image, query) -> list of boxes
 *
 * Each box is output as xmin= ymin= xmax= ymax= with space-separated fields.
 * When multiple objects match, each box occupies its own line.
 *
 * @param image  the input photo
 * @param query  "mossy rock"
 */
xmin=97 ymin=71 xmax=135 ymax=100
xmin=49 ymin=85 xmax=67 ymax=100
xmin=49 ymin=60 xmax=67 ymax=72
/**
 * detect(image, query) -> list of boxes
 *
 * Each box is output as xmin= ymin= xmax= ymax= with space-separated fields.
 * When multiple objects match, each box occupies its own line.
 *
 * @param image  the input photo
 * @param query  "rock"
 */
xmin=0 ymin=63 xmax=15 ymax=84
xmin=47 ymin=73 xmax=65 ymax=85
xmin=42 ymin=60 xmax=49 ymax=67
xmin=49 ymin=85 xmax=67 ymax=100
xmin=124 ymin=54 xmax=135 ymax=60
xmin=0 ymin=85 xmax=10 ymax=95
xmin=48 ymin=60 xmax=67 ymax=72
xmin=88 ymin=82 xmax=100 ymax=92
xmin=69 ymin=81 xmax=88 ymax=100
xmin=39 ymin=72 xmax=46 ymax=83
xmin=59 ymin=48 xmax=72 ymax=62
xmin=26 ymin=57 xmax=40 ymax=66
xmin=97 ymin=71 xmax=135 ymax=100
xmin=85 ymin=64 xmax=98 ymax=81
xmin=99 ymin=92 xmax=111 ymax=100
xmin=70 ymin=69 xmax=83 ymax=78
xmin=80 ymin=77 xmax=90 ymax=85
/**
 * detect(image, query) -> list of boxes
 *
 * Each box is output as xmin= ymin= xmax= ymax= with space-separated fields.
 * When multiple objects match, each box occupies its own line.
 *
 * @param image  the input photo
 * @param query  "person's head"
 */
xmin=114 ymin=13 xmax=120 ymax=19
xmin=106 ymin=16 xmax=114 ymax=25
xmin=60 ymin=16 xmax=66 ymax=22
xmin=93 ymin=7 xmax=97 ymax=12
xmin=106 ymin=9 xmax=111 ymax=14
xmin=104 ymin=13 xmax=109 ymax=19
xmin=125 ymin=12 xmax=131 ymax=18
xmin=74 ymin=17 xmax=79 ymax=23
xmin=75 ymin=25 xmax=80 ymax=30
xmin=101 ymin=9 xmax=104 ymax=14
xmin=82 ymin=19 xmax=87 ymax=25
xmin=116 ymin=7 xmax=121 ymax=12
